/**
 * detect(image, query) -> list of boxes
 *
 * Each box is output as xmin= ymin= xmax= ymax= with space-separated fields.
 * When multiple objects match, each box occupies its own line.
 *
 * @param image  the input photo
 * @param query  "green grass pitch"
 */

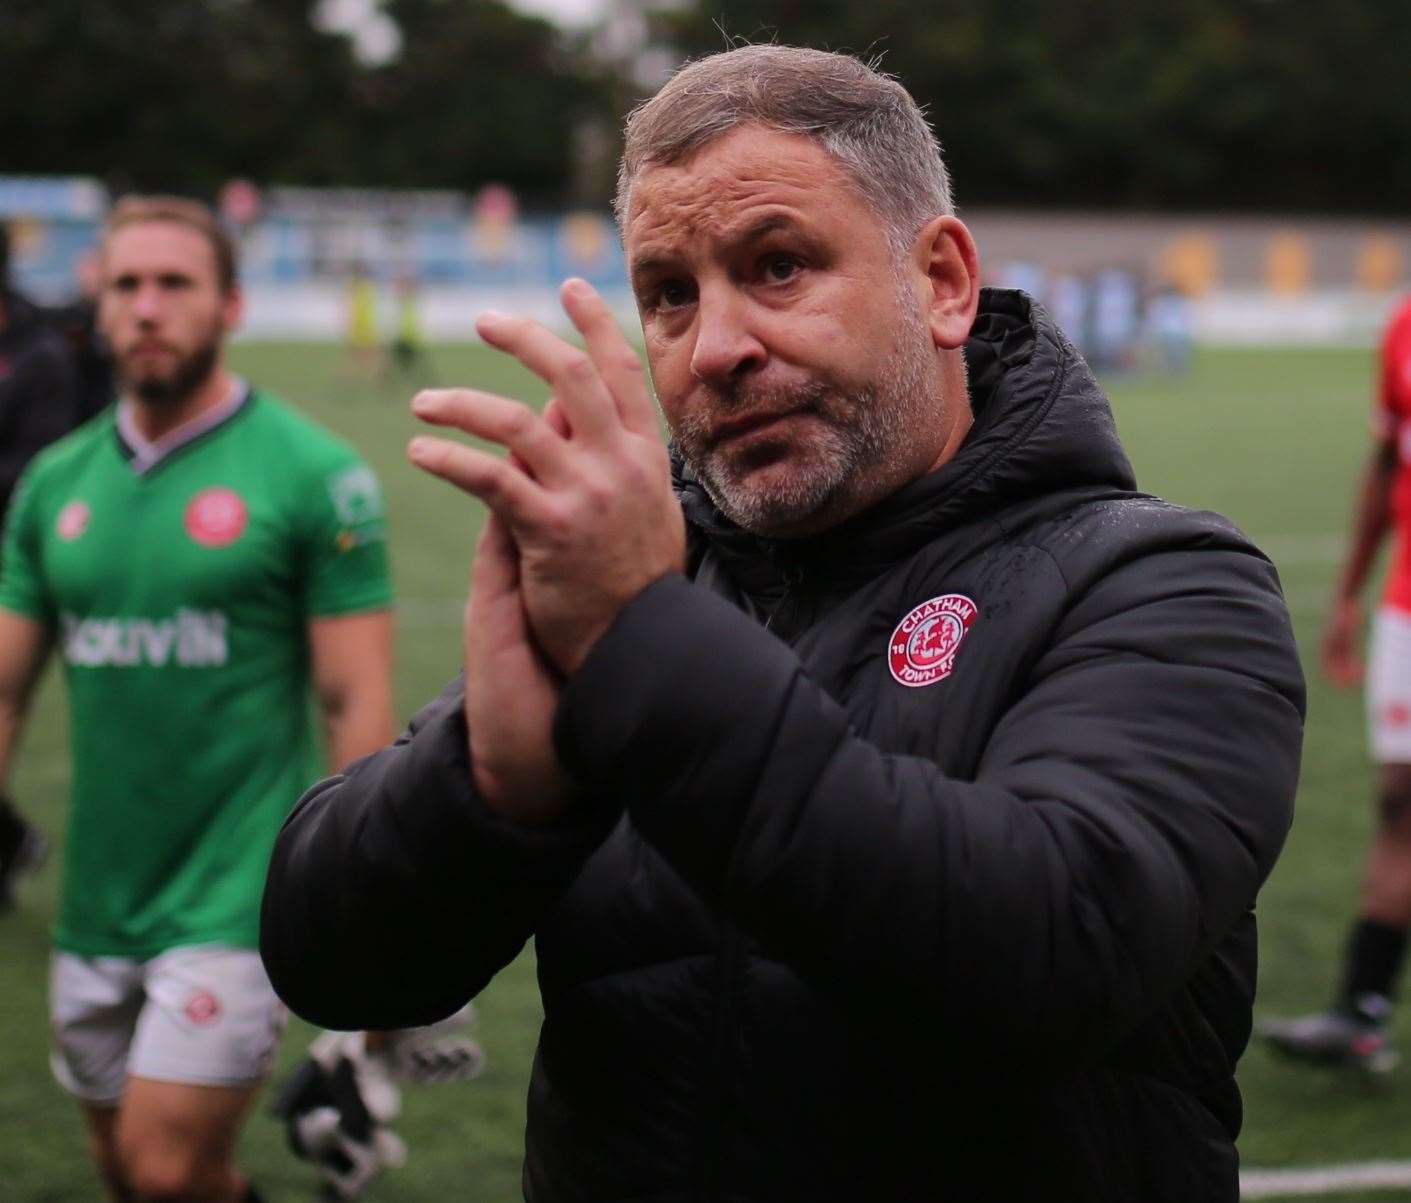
xmin=0 ymin=341 xmax=1393 ymax=1201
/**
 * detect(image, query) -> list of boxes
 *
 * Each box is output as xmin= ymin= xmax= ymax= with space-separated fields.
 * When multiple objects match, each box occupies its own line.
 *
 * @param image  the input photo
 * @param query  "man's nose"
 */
xmin=689 ymin=287 xmax=766 ymax=385
xmin=131 ymin=284 xmax=164 ymax=323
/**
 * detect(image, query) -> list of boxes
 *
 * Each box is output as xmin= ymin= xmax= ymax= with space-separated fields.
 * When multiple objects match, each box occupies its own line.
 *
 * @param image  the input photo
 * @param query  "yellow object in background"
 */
xmin=348 ymin=276 xmax=378 ymax=349
xmin=1357 ymin=236 xmax=1404 ymax=292
xmin=1266 ymin=231 xmax=1312 ymax=295
xmin=1159 ymin=231 xmax=1219 ymax=297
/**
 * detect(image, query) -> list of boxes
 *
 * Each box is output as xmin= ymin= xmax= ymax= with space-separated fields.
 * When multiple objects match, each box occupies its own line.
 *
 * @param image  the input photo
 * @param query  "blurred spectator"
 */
xmin=1145 ymin=280 xmax=1195 ymax=376
xmin=993 ymin=258 xmax=1047 ymax=301
xmin=0 ymin=223 xmax=84 ymax=523
xmin=0 ymin=221 xmax=83 ymax=909
xmin=43 ymin=248 xmax=116 ymax=423
xmin=1048 ymin=271 xmax=1092 ymax=356
xmin=1090 ymin=266 xmax=1142 ymax=371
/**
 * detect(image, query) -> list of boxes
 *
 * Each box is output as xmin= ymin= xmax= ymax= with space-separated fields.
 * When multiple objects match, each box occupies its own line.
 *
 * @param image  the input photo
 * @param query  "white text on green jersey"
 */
xmin=61 ymin=609 xmax=228 ymax=668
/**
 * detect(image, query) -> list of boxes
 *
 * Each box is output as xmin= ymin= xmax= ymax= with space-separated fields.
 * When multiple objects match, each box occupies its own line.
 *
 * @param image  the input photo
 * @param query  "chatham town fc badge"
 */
xmin=184 ymin=989 xmax=223 ymax=1026
xmin=185 ymin=487 xmax=248 ymax=548
xmin=888 ymin=593 xmax=978 ymax=687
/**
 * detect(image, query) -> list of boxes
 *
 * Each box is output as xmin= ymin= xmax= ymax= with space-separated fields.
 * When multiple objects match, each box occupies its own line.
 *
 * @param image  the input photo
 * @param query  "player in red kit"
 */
xmin=1263 ymin=297 xmax=1411 ymax=1071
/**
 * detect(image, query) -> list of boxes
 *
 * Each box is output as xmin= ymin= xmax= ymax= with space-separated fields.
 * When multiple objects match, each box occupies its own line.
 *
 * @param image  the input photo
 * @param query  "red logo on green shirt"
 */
xmin=185 ymin=487 xmax=247 ymax=548
xmin=56 ymin=500 xmax=90 ymax=541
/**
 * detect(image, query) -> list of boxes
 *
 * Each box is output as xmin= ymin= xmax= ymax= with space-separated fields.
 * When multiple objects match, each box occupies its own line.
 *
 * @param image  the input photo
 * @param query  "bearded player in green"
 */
xmin=0 ymin=196 xmax=397 ymax=1202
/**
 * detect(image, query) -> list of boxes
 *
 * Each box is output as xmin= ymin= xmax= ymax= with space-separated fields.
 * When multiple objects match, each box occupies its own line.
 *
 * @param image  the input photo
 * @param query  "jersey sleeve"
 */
xmin=0 ymin=468 xmax=55 ymax=622
xmin=299 ymin=453 xmax=394 ymax=617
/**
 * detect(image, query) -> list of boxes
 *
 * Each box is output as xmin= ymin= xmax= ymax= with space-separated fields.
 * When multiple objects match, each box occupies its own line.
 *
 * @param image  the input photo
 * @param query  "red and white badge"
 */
xmin=888 ymin=593 xmax=978 ymax=688
xmin=184 ymin=989 xmax=223 ymax=1026
xmin=185 ymin=487 xmax=247 ymax=548
xmin=55 ymin=500 xmax=90 ymax=541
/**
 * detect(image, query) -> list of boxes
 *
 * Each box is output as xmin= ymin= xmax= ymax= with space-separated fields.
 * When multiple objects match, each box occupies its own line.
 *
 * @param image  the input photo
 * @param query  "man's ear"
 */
xmin=221 ymin=284 xmax=245 ymax=334
xmin=912 ymin=215 xmax=981 ymax=351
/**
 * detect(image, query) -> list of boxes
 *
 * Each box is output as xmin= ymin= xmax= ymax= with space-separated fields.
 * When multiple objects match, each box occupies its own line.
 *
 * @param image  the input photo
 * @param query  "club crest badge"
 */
xmin=184 ymin=989 xmax=223 ymax=1026
xmin=888 ymin=593 xmax=978 ymax=687
xmin=1383 ymin=701 xmax=1411 ymax=729
xmin=185 ymin=487 xmax=247 ymax=548
xmin=56 ymin=500 xmax=90 ymax=541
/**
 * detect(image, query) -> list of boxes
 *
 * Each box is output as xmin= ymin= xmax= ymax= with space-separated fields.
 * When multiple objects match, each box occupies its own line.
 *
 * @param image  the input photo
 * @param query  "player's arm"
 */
xmin=0 ymin=608 xmax=51 ymax=787
xmin=1323 ymin=430 xmax=1399 ymax=686
xmin=308 ymin=609 xmax=395 ymax=771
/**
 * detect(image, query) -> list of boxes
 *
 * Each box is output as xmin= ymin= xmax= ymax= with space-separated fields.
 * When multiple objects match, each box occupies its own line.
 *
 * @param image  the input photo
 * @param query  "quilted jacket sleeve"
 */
xmin=553 ymin=545 xmax=1303 ymax=1067
xmin=260 ymin=676 xmax=619 ymax=1031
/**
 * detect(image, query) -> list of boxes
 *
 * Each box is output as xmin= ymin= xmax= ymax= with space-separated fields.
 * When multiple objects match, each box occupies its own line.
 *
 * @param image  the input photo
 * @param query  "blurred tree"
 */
xmin=0 ymin=0 xmax=607 ymax=204
xmin=3 ymin=0 xmax=1409 ymax=211
xmin=355 ymin=0 xmax=602 ymax=199
xmin=654 ymin=0 xmax=1411 ymax=214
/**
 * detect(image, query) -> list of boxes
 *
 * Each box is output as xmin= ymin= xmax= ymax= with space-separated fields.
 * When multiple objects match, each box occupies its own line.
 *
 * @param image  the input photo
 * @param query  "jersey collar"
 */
xmin=116 ymin=378 xmax=251 ymax=475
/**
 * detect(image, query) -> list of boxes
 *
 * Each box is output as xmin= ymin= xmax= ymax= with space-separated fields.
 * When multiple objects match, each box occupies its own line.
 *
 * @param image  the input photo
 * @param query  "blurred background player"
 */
xmin=1262 ymin=293 xmax=1411 ymax=1072
xmin=0 ymin=195 xmax=395 ymax=1201
xmin=386 ymin=269 xmax=433 ymax=388
xmin=1145 ymin=278 xmax=1194 ymax=376
xmin=344 ymin=262 xmax=382 ymax=380
xmin=0 ymin=221 xmax=85 ymax=909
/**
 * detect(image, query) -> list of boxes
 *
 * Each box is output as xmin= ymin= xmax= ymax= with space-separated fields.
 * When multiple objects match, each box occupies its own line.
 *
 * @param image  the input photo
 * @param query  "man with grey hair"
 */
xmin=263 ymin=44 xmax=1303 ymax=1202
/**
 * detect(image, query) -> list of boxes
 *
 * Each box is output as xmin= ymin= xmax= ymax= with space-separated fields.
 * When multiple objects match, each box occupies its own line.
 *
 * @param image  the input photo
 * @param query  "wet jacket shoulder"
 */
xmin=262 ymin=289 xmax=1304 ymax=1203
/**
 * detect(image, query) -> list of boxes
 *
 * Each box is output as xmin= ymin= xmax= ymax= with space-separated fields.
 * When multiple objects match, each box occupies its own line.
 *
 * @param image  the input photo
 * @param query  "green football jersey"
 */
xmin=0 ymin=386 xmax=393 ymax=957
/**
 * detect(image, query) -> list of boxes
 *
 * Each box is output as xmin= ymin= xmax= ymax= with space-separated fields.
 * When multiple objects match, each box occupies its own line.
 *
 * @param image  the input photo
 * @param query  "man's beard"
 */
xmin=671 ymin=285 xmax=938 ymax=537
xmin=121 ymin=328 xmax=222 ymax=409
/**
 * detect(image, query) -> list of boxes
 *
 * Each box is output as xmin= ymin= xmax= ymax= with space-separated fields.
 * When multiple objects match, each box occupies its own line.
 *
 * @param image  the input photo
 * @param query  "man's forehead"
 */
xmin=625 ymin=127 xmax=855 ymax=254
xmin=103 ymin=220 xmax=216 ymax=275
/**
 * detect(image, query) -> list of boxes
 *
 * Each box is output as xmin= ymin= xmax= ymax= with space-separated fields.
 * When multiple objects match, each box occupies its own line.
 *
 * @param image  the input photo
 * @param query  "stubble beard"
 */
xmin=673 ymin=282 xmax=939 ymax=537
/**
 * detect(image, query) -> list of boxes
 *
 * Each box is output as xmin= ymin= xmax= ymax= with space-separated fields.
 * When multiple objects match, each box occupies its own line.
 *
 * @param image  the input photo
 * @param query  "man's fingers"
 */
xmin=475 ymin=311 xmax=618 ymax=445
xmin=412 ymin=388 xmax=573 ymax=486
xmin=560 ymin=278 xmax=659 ymax=438
xmin=543 ymin=397 xmax=570 ymax=438
xmin=408 ymin=435 xmax=547 ymax=529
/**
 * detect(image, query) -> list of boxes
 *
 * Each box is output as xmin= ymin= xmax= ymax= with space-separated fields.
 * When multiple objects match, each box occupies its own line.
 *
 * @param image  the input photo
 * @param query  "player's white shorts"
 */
xmin=1368 ymin=606 xmax=1411 ymax=764
xmin=50 ymin=944 xmax=287 ymax=1106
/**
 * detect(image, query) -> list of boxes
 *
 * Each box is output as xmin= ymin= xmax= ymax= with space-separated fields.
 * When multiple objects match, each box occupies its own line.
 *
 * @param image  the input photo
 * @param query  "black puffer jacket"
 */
xmin=0 ymin=290 xmax=83 ymax=521
xmin=262 ymin=290 xmax=1304 ymax=1202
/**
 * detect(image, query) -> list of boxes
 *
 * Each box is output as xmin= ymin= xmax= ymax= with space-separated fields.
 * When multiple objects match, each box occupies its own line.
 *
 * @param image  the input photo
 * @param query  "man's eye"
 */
xmin=655 ymin=281 xmax=692 ymax=310
xmin=762 ymin=255 xmax=801 ymax=283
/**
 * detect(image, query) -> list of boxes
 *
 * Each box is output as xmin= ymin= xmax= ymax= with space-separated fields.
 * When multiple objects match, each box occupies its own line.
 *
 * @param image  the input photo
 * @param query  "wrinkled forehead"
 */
xmin=624 ymin=127 xmax=862 ymax=252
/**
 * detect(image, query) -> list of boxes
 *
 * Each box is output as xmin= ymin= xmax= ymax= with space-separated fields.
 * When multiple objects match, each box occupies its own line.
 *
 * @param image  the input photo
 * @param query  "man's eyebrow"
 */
xmin=734 ymin=215 xmax=800 ymax=243
xmin=628 ymin=254 xmax=674 ymax=283
xmin=630 ymin=215 xmax=808 ymax=281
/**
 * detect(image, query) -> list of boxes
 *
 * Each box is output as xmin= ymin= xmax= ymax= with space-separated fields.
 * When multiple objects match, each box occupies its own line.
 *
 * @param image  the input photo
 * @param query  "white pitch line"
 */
xmin=1242 ymin=1161 xmax=1411 ymax=1198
